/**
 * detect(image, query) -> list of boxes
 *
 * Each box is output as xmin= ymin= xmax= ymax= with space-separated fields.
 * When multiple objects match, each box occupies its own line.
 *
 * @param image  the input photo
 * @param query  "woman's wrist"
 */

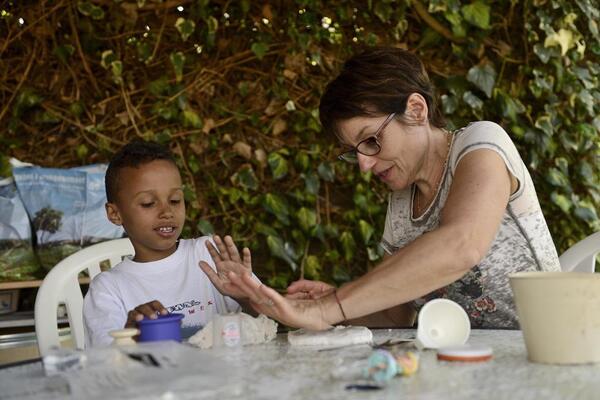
xmin=319 ymin=288 xmax=348 ymax=326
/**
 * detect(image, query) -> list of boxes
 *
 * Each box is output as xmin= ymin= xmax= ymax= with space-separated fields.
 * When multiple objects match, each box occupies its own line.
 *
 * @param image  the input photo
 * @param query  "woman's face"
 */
xmin=336 ymin=114 xmax=428 ymax=191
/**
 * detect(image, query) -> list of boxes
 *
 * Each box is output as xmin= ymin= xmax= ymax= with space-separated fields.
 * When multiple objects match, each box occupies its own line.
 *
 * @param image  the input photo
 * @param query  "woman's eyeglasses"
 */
xmin=338 ymin=113 xmax=396 ymax=163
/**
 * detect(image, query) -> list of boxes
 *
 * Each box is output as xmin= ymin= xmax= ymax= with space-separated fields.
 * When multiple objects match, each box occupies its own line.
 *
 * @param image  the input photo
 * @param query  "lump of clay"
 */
xmin=288 ymin=325 xmax=373 ymax=348
xmin=188 ymin=313 xmax=278 ymax=349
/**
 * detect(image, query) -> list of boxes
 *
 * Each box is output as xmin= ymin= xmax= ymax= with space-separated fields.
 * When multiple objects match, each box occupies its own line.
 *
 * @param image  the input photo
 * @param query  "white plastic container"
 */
xmin=510 ymin=271 xmax=600 ymax=364
xmin=416 ymin=298 xmax=470 ymax=349
xmin=212 ymin=313 xmax=242 ymax=348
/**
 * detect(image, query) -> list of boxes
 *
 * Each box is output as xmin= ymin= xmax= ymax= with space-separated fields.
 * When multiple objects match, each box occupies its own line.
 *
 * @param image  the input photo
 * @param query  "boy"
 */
xmin=83 ymin=141 xmax=254 ymax=346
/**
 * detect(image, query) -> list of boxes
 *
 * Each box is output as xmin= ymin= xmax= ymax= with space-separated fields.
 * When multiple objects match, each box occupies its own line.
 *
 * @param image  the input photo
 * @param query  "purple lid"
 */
xmin=138 ymin=313 xmax=184 ymax=325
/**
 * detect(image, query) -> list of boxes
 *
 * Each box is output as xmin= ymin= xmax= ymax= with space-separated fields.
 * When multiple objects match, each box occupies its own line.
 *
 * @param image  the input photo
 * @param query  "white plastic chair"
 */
xmin=34 ymin=238 xmax=134 ymax=356
xmin=559 ymin=231 xmax=600 ymax=273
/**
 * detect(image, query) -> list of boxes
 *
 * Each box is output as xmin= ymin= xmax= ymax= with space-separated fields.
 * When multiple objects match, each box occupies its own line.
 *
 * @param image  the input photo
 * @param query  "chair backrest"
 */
xmin=34 ymin=238 xmax=134 ymax=356
xmin=559 ymin=231 xmax=600 ymax=273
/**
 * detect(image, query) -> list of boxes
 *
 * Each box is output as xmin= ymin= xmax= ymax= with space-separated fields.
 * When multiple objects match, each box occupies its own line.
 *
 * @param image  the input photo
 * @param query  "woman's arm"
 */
xmin=286 ymin=265 xmax=416 ymax=327
xmin=341 ymin=254 xmax=416 ymax=327
xmin=331 ymin=148 xmax=513 ymax=322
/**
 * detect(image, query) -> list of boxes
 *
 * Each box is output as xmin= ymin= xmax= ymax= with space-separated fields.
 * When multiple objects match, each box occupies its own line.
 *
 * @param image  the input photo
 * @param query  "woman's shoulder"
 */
xmin=454 ymin=121 xmax=511 ymax=142
xmin=452 ymin=121 xmax=519 ymax=160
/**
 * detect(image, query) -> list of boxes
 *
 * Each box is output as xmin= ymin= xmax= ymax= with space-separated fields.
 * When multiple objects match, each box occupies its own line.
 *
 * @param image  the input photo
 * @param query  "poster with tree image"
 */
xmin=13 ymin=164 xmax=124 ymax=271
xmin=0 ymin=178 xmax=40 ymax=281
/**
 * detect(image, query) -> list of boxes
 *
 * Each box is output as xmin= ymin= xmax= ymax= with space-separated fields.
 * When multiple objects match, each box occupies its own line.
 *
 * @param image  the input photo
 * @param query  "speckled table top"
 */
xmin=2 ymin=329 xmax=600 ymax=400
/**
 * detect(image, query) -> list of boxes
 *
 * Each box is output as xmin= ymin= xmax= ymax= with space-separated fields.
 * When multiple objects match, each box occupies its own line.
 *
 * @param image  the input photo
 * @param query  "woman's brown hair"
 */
xmin=319 ymin=47 xmax=446 ymax=138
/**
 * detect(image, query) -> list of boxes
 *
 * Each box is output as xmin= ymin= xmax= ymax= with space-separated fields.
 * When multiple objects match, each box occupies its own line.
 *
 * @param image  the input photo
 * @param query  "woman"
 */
xmin=208 ymin=47 xmax=560 ymax=330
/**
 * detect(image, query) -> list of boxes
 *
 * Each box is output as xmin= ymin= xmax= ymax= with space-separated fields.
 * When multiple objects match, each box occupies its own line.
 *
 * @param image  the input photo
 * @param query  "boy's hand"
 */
xmin=200 ymin=235 xmax=253 ymax=300
xmin=124 ymin=300 xmax=168 ymax=328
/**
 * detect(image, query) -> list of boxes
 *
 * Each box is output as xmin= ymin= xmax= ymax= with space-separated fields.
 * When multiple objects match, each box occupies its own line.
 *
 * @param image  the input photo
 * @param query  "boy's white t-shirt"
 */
xmin=83 ymin=237 xmax=241 ymax=347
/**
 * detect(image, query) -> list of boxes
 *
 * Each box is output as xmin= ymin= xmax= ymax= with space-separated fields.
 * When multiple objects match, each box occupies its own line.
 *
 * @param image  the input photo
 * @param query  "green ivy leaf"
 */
xmin=297 ymin=207 xmax=317 ymax=232
xmin=533 ymin=43 xmax=553 ymax=64
xmin=340 ymin=231 xmax=356 ymax=262
xmin=100 ymin=50 xmax=117 ymax=69
xmin=546 ymin=167 xmax=570 ymax=187
xmin=444 ymin=10 xmax=467 ymax=38
xmin=551 ymin=192 xmax=571 ymax=213
xmin=577 ymin=161 xmax=596 ymax=186
xmin=574 ymin=202 xmax=598 ymax=222
xmin=234 ymin=166 xmax=258 ymax=192
xmin=69 ymin=101 xmax=84 ymax=117
xmin=295 ymin=152 xmax=310 ymax=171
xmin=77 ymin=1 xmax=93 ymax=16
xmin=267 ymin=235 xmax=298 ymax=271
xmin=373 ymin=2 xmax=393 ymax=22
xmin=302 ymin=172 xmax=320 ymax=195
xmin=268 ymin=152 xmax=288 ymax=180
xmin=90 ymin=5 xmax=105 ymax=20
xmin=467 ymin=64 xmax=496 ymax=98
xmin=263 ymin=193 xmax=290 ymax=225
xmin=461 ymin=1 xmax=490 ymax=29
xmin=148 ymin=76 xmax=170 ymax=96
xmin=175 ymin=18 xmax=196 ymax=42
xmin=111 ymin=60 xmax=123 ymax=82
xmin=76 ymin=144 xmax=88 ymax=159
xmin=251 ymin=42 xmax=269 ymax=60
xmin=53 ymin=44 xmax=75 ymax=64
xmin=136 ymin=42 xmax=152 ymax=63
xmin=441 ymin=94 xmax=458 ymax=114
xmin=317 ymin=162 xmax=335 ymax=182
xmin=35 ymin=110 xmax=60 ymax=124
xmin=463 ymin=91 xmax=484 ymax=109
xmin=153 ymin=103 xmax=178 ymax=121
xmin=535 ymin=115 xmax=553 ymax=136
xmin=13 ymin=88 xmax=42 ymax=118
xmin=182 ymin=109 xmax=202 ymax=128
xmin=169 ymin=52 xmax=186 ymax=83
xmin=255 ymin=221 xmax=278 ymax=237
xmin=495 ymin=89 xmax=525 ymax=122
xmin=304 ymin=255 xmax=321 ymax=280
xmin=358 ymin=220 xmax=374 ymax=244
xmin=578 ymin=89 xmax=595 ymax=117
xmin=196 ymin=219 xmax=215 ymax=235
xmin=206 ymin=15 xmax=219 ymax=34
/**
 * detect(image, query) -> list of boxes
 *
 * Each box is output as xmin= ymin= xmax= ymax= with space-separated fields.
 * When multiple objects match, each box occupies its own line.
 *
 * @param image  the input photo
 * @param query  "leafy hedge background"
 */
xmin=1 ymin=0 xmax=598 ymax=286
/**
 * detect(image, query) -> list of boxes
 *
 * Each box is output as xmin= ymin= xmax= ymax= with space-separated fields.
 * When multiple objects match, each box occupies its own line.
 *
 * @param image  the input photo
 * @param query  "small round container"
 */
xmin=138 ymin=313 xmax=184 ymax=343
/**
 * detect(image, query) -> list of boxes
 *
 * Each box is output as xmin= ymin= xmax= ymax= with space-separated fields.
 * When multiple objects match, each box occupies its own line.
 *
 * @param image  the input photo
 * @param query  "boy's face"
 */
xmin=106 ymin=160 xmax=185 ymax=262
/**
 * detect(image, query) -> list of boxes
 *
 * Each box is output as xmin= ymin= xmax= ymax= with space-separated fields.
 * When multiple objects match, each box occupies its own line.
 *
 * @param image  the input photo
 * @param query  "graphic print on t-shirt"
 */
xmin=167 ymin=298 xmax=217 ymax=339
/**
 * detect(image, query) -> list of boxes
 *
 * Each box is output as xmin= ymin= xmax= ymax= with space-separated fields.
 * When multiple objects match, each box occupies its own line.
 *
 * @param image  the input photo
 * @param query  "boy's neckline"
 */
xmin=131 ymin=239 xmax=181 ymax=264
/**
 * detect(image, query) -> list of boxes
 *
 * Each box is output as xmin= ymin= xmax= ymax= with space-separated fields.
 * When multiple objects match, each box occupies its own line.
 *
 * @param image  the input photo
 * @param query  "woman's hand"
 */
xmin=199 ymin=235 xmax=253 ymax=301
xmin=124 ymin=300 xmax=168 ymax=328
xmin=286 ymin=279 xmax=336 ymax=300
xmin=228 ymin=272 xmax=338 ymax=331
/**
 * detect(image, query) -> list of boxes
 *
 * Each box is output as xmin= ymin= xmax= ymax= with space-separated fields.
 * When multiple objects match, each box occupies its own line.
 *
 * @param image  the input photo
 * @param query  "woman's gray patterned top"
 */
xmin=380 ymin=121 xmax=561 ymax=328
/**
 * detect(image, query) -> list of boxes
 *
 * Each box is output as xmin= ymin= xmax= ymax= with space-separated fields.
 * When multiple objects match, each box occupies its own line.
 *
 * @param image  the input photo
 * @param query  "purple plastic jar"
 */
xmin=138 ymin=313 xmax=184 ymax=342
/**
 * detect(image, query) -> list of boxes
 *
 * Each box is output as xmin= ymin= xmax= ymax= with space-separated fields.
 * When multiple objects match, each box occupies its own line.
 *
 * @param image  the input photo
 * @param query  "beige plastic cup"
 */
xmin=416 ymin=298 xmax=471 ymax=349
xmin=510 ymin=271 xmax=600 ymax=364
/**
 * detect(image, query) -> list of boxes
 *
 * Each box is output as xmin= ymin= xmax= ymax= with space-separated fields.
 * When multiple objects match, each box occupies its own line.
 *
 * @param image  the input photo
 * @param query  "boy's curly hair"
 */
xmin=105 ymin=140 xmax=177 ymax=203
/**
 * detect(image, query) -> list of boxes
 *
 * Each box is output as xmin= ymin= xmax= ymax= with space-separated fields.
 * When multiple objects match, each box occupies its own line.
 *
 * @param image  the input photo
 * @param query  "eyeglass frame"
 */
xmin=337 ymin=112 xmax=397 ymax=163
